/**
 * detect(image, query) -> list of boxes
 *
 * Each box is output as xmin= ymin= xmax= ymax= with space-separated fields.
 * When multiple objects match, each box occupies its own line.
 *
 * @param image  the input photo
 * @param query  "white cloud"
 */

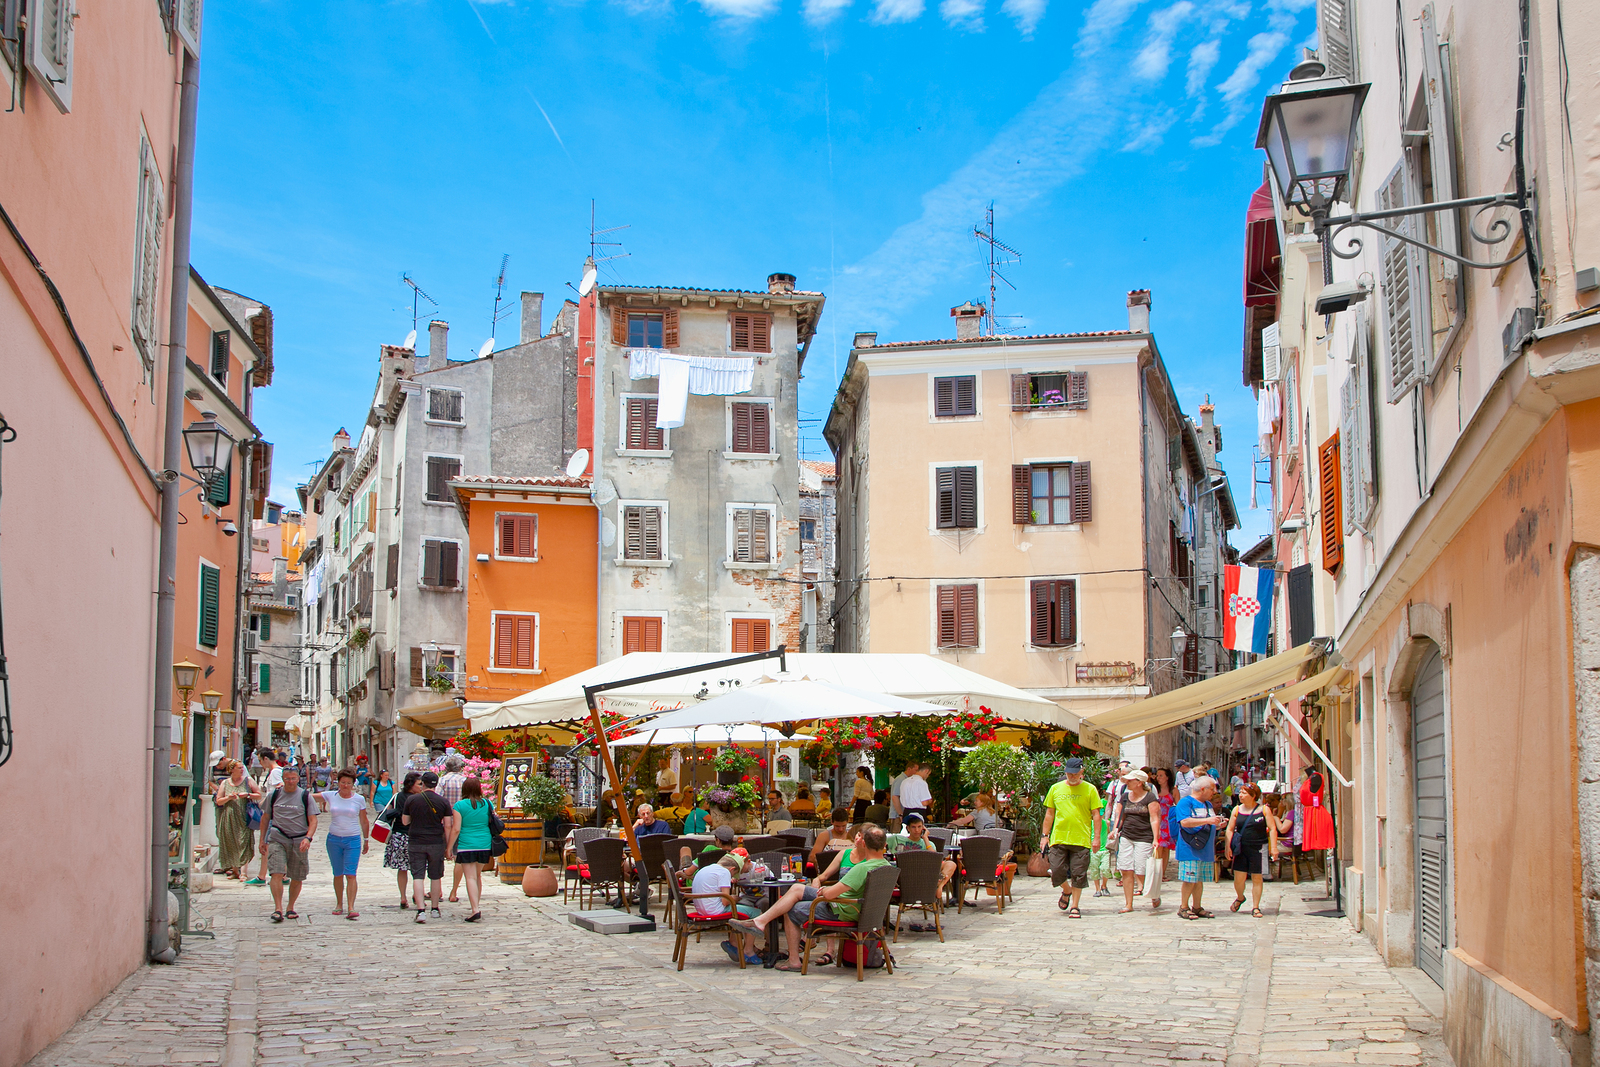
xmin=1217 ymin=28 xmax=1288 ymax=102
xmin=802 ymin=0 xmax=853 ymax=22
xmin=1131 ymin=0 xmax=1193 ymax=81
xmin=699 ymin=0 xmax=781 ymax=14
xmin=1076 ymin=0 xmax=1144 ymax=56
xmin=1185 ymin=38 xmax=1220 ymax=96
xmin=941 ymin=0 xmax=985 ymax=31
xmin=1123 ymin=105 xmax=1177 ymax=150
xmin=870 ymin=0 xmax=925 ymax=22
xmin=1001 ymin=0 xmax=1046 ymax=36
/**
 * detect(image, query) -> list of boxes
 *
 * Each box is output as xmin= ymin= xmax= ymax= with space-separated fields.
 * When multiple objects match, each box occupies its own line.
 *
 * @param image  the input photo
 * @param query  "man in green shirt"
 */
xmin=736 ymin=825 xmax=891 ymax=971
xmin=1038 ymin=757 xmax=1103 ymax=918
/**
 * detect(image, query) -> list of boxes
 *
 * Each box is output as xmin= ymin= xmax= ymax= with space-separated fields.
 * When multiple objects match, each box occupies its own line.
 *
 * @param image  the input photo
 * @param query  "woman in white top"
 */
xmin=315 ymin=769 xmax=372 ymax=920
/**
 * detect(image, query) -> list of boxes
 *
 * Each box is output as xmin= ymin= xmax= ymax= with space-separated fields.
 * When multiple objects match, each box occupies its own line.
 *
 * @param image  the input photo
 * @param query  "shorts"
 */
xmin=791 ymin=898 xmax=838 ymax=925
xmin=1232 ymin=843 xmax=1269 ymax=875
xmin=1177 ymin=859 xmax=1216 ymax=883
xmin=1117 ymin=838 xmax=1154 ymax=873
xmin=1088 ymin=848 xmax=1115 ymax=880
xmin=455 ymin=849 xmax=491 ymax=865
xmin=267 ymin=836 xmax=310 ymax=881
xmin=1046 ymin=843 xmax=1091 ymax=888
xmin=325 ymin=833 xmax=362 ymax=876
xmin=408 ymin=839 xmax=447 ymax=879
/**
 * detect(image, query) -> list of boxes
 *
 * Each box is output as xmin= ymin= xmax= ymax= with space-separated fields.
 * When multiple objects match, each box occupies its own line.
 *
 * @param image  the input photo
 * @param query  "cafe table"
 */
xmin=737 ymin=874 xmax=804 ymax=969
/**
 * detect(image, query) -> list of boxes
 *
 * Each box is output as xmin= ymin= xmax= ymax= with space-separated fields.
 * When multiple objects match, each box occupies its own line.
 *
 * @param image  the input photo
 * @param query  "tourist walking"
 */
xmin=402 ymin=770 xmax=458 ymax=922
xmin=315 ymin=768 xmax=371 ymax=919
xmin=1110 ymin=769 xmax=1161 ymax=913
xmin=382 ymin=772 xmax=423 ymax=908
xmin=213 ymin=758 xmax=260 ymax=880
xmin=245 ymin=748 xmax=284 ymax=886
xmin=1174 ymin=776 xmax=1226 ymax=920
xmin=1225 ymin=783 xmax=1277 ymax=918
xmin=451 ymin=777 xmax=493 ymax=922
xmin=259 ymin=766 xmax=318 ymax=923
xmin=371 ymin=770 xmax=394 ymax=813
xmin=1039 ymin=757 xmax=1104 ymax=918
xmin=436 ymin=755 xmax=469 ymax=902
xmin=1151 ymin=766 xmax=1177 ymax=900
xmin=851 ymin=766 xmax=873 ymax=823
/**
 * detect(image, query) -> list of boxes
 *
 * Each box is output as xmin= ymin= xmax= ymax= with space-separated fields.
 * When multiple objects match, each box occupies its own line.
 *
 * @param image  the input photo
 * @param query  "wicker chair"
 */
xmin=663 ymin=860 xmax=746 ymax=972
xmin=926 ymin=827 xmax=954 ymax=852
xmin=801 ymin=864 xmax=900 ymax=981
xmin=578 ymin=838 xmax=629 ymax=909
xmin=980 ymin=828 xmax=1017 ymax=902
xmin=777 ymin=829 xmax=813 ymax=851
xmin=815 ymin=849 xmax=848 ymax=882
xmin=563 ymin=828 xmax=608 ymax=903
xmin=890 ymin=849 xmax=944 ymax=942
xmin=956 ymin=835 xmax=1004 ymax=914
xmin=635 ymin=833 xmax=670 ymax=905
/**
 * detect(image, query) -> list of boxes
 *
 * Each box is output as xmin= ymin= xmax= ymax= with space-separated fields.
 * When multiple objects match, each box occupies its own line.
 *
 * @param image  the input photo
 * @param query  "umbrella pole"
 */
xmin=586 ymin=697 xmax=643 ymax=898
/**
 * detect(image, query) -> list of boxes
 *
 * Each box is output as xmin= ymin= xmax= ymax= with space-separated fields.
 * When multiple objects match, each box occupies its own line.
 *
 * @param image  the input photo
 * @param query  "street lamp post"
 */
xmin=201 ymin=689 xmax=223 ymax=766
xmin=173 ymin=661 xmax=200 ymax=769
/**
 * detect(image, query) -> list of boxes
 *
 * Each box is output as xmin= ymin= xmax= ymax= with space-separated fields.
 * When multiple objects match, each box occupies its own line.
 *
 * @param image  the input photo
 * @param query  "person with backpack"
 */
xmin=401 ymin=771 xmax=459 ymax=923
xmin=259 ymin=765 xmax=318 ymax=922
xmin=244 ymin=748 xmax=283 ymax=886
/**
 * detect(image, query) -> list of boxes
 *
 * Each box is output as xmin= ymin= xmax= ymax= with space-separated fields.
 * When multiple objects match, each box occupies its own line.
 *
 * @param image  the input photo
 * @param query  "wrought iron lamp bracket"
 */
xmin=1315 ymin=191 xmax=1527 ymax=270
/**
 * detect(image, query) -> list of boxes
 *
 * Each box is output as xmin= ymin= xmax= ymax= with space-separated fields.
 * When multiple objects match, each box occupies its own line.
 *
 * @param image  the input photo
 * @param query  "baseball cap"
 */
xmin=1120 ymin=769 xmax=1150 ymax=784
xmin=712 ymin=824 xmax=736 ymax=844
xmin=421 ymin=770 xmax=439 ymax=786
xmin=902 ymin=811 xmax=926 ymax=824
xmin=1062 ymin=757 xmax=1085 ymax=774
xmin=1175 ymin=758 xmax=1191 ymax=767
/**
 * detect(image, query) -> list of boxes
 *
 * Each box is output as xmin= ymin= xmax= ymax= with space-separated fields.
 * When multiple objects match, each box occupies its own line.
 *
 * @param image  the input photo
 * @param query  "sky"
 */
xmin=192 ymin=0 xmax=1319 ymax=547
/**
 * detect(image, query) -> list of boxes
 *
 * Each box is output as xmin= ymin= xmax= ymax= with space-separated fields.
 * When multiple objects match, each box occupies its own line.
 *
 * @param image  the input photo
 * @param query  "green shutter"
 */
xmin=199 ymin=564 xmax=221 ymax=647
xmin=207 ymin=455 xmax=232 ymax=506
xmin=259 ymin=663 xmax=271 ymax=694
xmin=259 ymin=614 xmax=271 ymax=641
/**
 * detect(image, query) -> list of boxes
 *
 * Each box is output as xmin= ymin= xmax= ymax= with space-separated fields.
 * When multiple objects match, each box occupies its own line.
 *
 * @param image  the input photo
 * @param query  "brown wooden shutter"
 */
xmin=955 ymin=375 xmax=976 ymax=415
xmin=732 ymin=403 xmax=752 ymax=451
xmin=956 ymin=584 xmax=979 ymax=647
xmin=517 ymin=515 xmax=535 ymax=557
xmin=380 ymin=650 xmax=395 ymax=691
xmin=611 ymin=307 xmax=629 ymax=345
xmin=934 ymin=377 xmax=955 ymax=416
xmin=1012 ymin=465 xmax=1032 ymax=524
xmin=662 ymin=307 xmax=679 ymax=348
xmin=751 ymin=403 xmax=770 ymax=453
xmin=249 ymin=441 xmax=273 ymax=520
xmin=1067 ymin=371 xmax=1088 ymax=410
xmin=499 ymin=515 xmax=514 ymax=556
xmin=732 ymin=619 xmax=751 ymax=653
xmin=385 ymin=542 xmax=399 ymax=590
xmin=1319 ymin=432 xmax=1344 ymax=573
xmin=495 ymin=616 xmax=516 ymax=668
xmin=935 ymin=469 xmax=957 ymax=529
xmin=1060 ymin=580 xmax=1077 ymax=644
xmin=751 ymin=619 xmax=770 ymax=651
xmin=439 ymin=541 xmax=460 ymax=586
xmin=1183 ymin=633 xmax=1200 ymax=679
xmin=751 ymin=510 xmax=769 ymax=562
xmin=515 ymin=616 xmax=535 ymax=668
xmin=1030 ymin=581 xmax=1052 ymax=645
xmin=955 ymin=467 xmax=977 ymax=528
xmin=733 ymin=508 xmax=752 ymax=561
xmin=422 ymin=540 xmax=441 ymax=585
xmin=751 ymin=313 xmax=771 ymax=353
xmin=409 ymin=647 xmax=424 ymax=687
xmin=1011 ymin=374 xmax=1032 ymax=411
xmin=731 ymin=313 xmax=752 ymax=351
xmin=642 ymin=507 xmax=661 ymax=560
xmin=626 ymin=399 xmax=664 ymax=450
xmin=643 ymin=616 xmax=661 ymax=651
xmin=937 ymin=585 xmax=958 ymax=647
xmin=366 ymin=494 xmax=376 ymax=531
xmin=623 ymin=506 xmax=643 ymax=558
xmin=1070 ymin=461 xmax=1092 ymax=523
xmin=623 ymin=617 xmax=642 ymax=654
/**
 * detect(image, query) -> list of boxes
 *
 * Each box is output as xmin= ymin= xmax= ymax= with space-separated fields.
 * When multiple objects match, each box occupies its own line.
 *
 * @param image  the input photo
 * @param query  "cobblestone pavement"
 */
xmin=30 ymin=850 xmax=1455 ymax=1067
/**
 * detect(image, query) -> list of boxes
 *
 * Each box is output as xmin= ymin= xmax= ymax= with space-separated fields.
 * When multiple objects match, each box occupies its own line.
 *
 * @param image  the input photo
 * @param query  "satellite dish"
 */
xmin=565 ymin=449 xmax=590 ymax=478
xmin=403 ymin=329 xmax=417 ymax=349
xmin=478 ymin=338 xmax=494 ymax=358
xmin=578 ymin=266 xmax=598 ymax=297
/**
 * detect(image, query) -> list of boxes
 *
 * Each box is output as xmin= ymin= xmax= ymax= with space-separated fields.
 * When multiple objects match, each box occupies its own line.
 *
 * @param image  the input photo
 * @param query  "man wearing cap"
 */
xmin=888 ymin=812 xmax=959 ymax=908
xmin=1039 ymin=757 xmax=1104 ymax=918
xmin=401 ymin=770 xmax=458 ymax=922
xmin=1175 ymin=759 xmax=1196 ymax=798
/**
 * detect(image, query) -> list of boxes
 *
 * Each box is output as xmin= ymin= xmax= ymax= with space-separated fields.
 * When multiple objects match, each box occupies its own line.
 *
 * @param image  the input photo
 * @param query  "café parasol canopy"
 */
xmin=608 ymin=724 xmax=797 ymax=747
xmin=625 ymin=679 xmax=944 ymax=732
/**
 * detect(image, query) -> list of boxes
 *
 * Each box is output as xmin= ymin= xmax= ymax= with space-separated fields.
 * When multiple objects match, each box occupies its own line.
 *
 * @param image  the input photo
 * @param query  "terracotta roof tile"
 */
xmin=800 ymin=460 xmax=836 ymax=476
xmin=452 ymin=475 xmax=592 ymax=489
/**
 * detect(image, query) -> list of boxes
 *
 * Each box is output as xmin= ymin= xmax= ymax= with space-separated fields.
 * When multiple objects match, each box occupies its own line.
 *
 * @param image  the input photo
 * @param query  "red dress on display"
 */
xmin=1299 ymin=773 xmax=1336 ymax=851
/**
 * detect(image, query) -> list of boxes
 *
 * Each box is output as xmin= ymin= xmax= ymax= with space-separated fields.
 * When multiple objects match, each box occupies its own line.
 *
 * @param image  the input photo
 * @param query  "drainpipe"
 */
xmin=149 ymin=49 xmax=200 ymax=964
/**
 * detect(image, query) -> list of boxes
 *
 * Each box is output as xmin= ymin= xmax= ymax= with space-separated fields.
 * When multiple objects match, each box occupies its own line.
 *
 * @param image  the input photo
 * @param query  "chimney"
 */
xmin=853 ymin=332 xmax=877 ymax=349
xmin=768 ymin=273 xmax=796 ymax=294
xmin=1127 ymin=289 xmax=1152 ymax=333
xmin=332 ymin=427 xmax=350 ymax=451
xmin=950 ymin=301 xmax=985 ymax=341
xmin=520 ymin=292 xmax=543 ymax=344
xmin=272 ymin=556 xmax=288 ymax=598
xmin=426 ymin=319 xmax=449 ymax=370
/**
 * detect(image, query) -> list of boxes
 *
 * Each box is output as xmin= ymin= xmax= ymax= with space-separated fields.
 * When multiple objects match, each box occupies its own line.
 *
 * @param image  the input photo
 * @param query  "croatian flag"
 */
xmin=1222 ymin=564 xmax=1275 ymax=654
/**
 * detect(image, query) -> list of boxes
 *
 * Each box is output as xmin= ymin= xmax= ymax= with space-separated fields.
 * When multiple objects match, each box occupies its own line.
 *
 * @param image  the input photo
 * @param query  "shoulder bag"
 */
xmin=488 ymin=805 xmax=509 ymax=857
xmin=1178 ymin=803 xmax=1215 ymax=851
xmin=245 ymin=779 xmax=263 ymax=830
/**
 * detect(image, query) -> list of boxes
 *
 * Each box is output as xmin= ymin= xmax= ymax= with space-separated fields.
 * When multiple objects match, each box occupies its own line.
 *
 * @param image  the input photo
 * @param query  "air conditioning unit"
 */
xmin=243 ymin=632 xmax=258 ymax=652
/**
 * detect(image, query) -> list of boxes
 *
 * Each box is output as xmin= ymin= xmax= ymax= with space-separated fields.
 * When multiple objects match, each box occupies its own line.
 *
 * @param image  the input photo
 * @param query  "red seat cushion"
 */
xmin=808 ymin=918 xmax=855 ymax=928
xmin=692 ymin=911 xmax=734 ymax=921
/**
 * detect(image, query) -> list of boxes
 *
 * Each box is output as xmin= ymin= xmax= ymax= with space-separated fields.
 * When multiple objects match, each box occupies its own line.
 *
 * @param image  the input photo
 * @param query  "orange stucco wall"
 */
xmin=462 ymin=495 xmax=597 ymax=705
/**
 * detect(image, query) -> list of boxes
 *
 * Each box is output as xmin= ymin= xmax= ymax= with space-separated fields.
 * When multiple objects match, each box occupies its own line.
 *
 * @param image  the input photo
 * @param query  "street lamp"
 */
xmin=173 ymin=661 xmax=199 ymax=770
xmin=182 ymin=411 xmax=234 ymax=484
xmin=201 ymin=689 xmax=223 ymax=715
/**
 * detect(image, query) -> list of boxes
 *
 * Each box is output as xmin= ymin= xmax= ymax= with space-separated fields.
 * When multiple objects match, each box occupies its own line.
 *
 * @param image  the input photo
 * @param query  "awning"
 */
xmin=626 ymin=680 xmax=945 ymax=733
xmin=1270 ymin=663 xmax=1349 ymax=706
xmin=1076 ymin=641 xmax=1326 ymax=752
xmin=1244 ymin=181 xmax=1281 ymax=307
xmin=397 ymin=699 xmax=468 ymax=740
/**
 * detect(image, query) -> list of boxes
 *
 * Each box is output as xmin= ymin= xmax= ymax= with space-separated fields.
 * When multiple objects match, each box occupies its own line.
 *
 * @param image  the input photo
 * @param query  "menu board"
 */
xmin=498 ymin=754 xmax=539 ymax=810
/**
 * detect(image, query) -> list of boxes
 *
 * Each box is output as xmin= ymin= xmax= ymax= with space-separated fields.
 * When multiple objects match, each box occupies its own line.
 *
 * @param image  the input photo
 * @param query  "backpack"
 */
xmin=839 ymin=938 xmax=887 ymax=969
xmin=265 ymin=787 xmax=313 ymax=838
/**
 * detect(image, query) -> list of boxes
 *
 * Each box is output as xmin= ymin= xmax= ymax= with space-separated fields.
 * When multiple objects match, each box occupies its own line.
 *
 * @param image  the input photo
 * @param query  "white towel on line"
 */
xmin=655 ymin=354 xmax=691 ymax=428
xmin=628 ymin=348 xmax=755 ymax=396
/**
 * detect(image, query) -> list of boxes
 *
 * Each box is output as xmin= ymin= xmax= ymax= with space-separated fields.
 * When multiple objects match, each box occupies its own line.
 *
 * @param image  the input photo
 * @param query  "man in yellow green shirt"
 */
xmin=1038 ymin=757 xmax=1104 ymax=918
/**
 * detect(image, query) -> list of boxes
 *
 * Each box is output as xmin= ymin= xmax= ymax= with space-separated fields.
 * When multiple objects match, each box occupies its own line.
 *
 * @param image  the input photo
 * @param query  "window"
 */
xmin=1012 ymin=462 xmax=1091 ymax=525
xmin=1010 ymin=371 xmax=1087 ymax=411
xmin=933 ymin=375 xmax=977 ymax=417
xmin=427 ymin=388 xmax=464 ymax=423
xmin=131 ymin=135 xmax=164 ymax=372
xmin=936 ymin=584 xmax=979 ymax=649
xmin=258 ymin=664 xmax=271 ymax=695
xmin=287 ymin=594 xmax=298 ymax=608
xmin=1169 ymin=522 xmax=1192 ymax=580
xmin=1029 ymin=579 xmax=1077 ymax=647
xmin=198 ymin=563 xmax=221 ymax=648
xmin=258 ymin=614 xmax=272 ymax=641
xmin=332 ymin=517 xmax=342 ymax=551
xmin=612 ymin=308 xmax=678 ymax=349
xmin=800 ymin=520 xmax=816 ymax=542
xmin=498 ymin=514 xmax=537 ymax=559
xmin=622 ymin=616 xmax=663 ymax=653
xmin=776 ymin=754 xmax=792 ymax=777
xmin=420 ymin=539 xmax=461 ymax=588
xmin=730 ymin=507 xmax=772 ymax=564
xmin=629 ymin=312 xmax=664 ymax=348
xmin=493 ymin=613 xmax=538 ymax=670
xmin=424 ymin=456 xmax=461 ymax=502
xmin=209 ymin=330 xmax=230 ymax=386
xmin=266 ymin=503 xmax=282 ymax=525
xmin=730 ymin=402 xmax=772 ymax=454
xmin=622 ymin=505 xmax=663 ymax=561
xmin=624 ymin=397 xmax=665 ymax=451
xmin=731 ymin=618 xmax=771 ymax=653
xmin=1340 ymin=307 xmax=1379 ymax=529
xmin=26 ymin=0 xmax=74 ymax=113
xmin=730 ymin=312 xmax=772 ymax=353
xmin=386 ymin=542 xmax=400 ymax=590
xmin=935 ymin=466 xmax=978 ymax=529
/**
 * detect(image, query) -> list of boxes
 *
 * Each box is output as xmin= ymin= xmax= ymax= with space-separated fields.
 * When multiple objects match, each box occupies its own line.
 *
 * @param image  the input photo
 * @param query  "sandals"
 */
xmin=346 ymin=911 xmax=360 ymax=921
xmin=1192 ymin=907 xmax=1215 ymax=918
xmin=464 ymin=912 xmax=482 ymax=923
xmin=333 ymin=907 xmax=345 ymax=915
xmin=1149 ymin=898 xmax=1162 ymax=910
xmin=1067 ymin=907 xmax=1082 ymax=919
xmin=1252 ymin=908 xmax=1264 ymax=918
xmin=1117 ymin=907 xmax=1134 ymax=914
xmin=1177 ymin=907 xmax=1196 ymax=920
xmin=270 ymin=911 xmax=284 ymax=923
xmin=814 ymin=952 xmax=835 ymax=967
xmin=1058 ymin=891 xmax=1072 ymax=911
xmin=284 ymin=911 xmax=299 ymax=920
xmin=1230 ymin=897 xmax=1246 ymax=912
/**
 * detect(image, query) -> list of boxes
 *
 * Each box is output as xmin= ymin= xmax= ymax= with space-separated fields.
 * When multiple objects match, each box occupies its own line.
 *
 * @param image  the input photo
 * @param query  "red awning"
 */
xmin=1243 ymin=181 xmax=1281 ymax=308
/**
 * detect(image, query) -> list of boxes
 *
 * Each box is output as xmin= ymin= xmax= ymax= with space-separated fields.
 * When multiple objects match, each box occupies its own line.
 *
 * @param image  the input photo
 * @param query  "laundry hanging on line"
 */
xmin=627 ymin=348 xmax=755 ymax=395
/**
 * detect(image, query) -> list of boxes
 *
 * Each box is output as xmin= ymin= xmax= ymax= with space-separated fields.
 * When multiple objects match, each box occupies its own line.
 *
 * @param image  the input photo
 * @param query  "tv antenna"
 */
xmin=489 ymin=253 xmax=515 ymax=348
xmin=590 ymin=199 xmax=630 ymax=268
xmin=401 ymin=273 xmax=438 ymax=339
xmin=972 ymin=202 xmax=1022 ymax=336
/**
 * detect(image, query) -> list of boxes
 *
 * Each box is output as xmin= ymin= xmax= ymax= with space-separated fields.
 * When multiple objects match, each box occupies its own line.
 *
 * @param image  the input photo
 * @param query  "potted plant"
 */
xmin=508 ymin=774 xmax=567 ymax=895
xmin=711 ymin=745 xmax=759 ymax=786
xmin=427 ymin=668 xmax=455 ymax=695
xmin=348 ymin=625 xmax=372 ymax=650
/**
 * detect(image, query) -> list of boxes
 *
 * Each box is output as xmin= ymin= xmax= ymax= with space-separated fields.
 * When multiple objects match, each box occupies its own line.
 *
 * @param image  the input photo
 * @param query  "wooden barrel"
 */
xmin=497 ymin=816 xmax=544 ymax=883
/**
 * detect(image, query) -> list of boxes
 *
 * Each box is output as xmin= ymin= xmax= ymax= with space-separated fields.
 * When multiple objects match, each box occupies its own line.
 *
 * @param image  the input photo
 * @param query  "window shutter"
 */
xmin=175 ymin=0 xmax=203 ymax=55
xmin=1261 ymin=323 xmax=1281 ymax=382
xmin=131 ymin=139 xmax=164 ymax=364
xmin=496 ymin=616 xmax=516 ymax=668
xmin=422 ymin=540 xmax=441 ymax=586
xmin=935 ymin=469 xmax=956 ymax=529
xmin=499 ymin=515 xmax=514 ymax=556
xmin=611 ymin=307 xmax=629 ymax=346
xmin=955 ymin=375 xmax=976 ymax=415
xmin=1353 ymin=307 xmax=1379 ymax=526
xmin=1419 ymin=4 xmax=1459 ymax=279
xmin=1012 ymin=465 xmax=1032 ymax=524
xmin=660 ymin=307 xmax=679 ymax=348
xmin=366 ymin=492 xmax=376 ymax=531
xmin=410 ymin=647 xmax=424 ymax=687
xmin=210 ymin=330 xmax=230 ymax=382
xmin=733 ymin=508 xmax=753 ymax=561
xmin=1030 ymin=581 xmax=1052 ymax=645
xmin=626 ymin=398 xmax=664 ymax=449
xmin=1067 ymin=371 xmax=1088 ymax=410
xmin=623 ymin=506 xmax=643 ymax=558
xmin=641 ymin=616 xmax=661 ymax=652
xmin=249 ymin=441 xmax=272 ymax=520
xmin=1184 ymin=633 xmax=1200 ymax=679
xmin=426 ymin=458 xmax=443 ymax=501
xmin=750 ymin=314 xmax=771 ymax=353
xmin=1287 ymin=563 xmax=1315 ymax=646
xmin=1378 ymin=163 xmax=1425 ymax=401
xmin=751 ymin=509 xmax=769 ymax=562
xmin=1319 ymin=433 xmax=1344 ymax=574
xmin=937 ymin=585 xmax=957 ymax=647
xmin=1070 ymin=461 xmax=1092 ymax=523
xmin=1317 ymin=0 xmax=1356 ymax=81
xmin=751 ymin=403 xmax=770 ymax=453
xmin=731 ymin=313 xmax=752 ymax=352
xmin=1010 ymin=374 xmax=1031 ymax=411
xmin=513 ymin=616 xmax=535 ymax=668
xmin=26 ymin=0 xmax=73 ymax=113
xmin=934 ymin=377 xmax=955 ymax=416
xmin=752 ymin=619 xmax=770 ymax=651
xmin=732 ymin=619 xmax=752 ymax=653
xmin=624 ymin=617 xmax=642 ymax=654
xmin=207 ymin=454 xmax=233 ymax=507
xmin=955 ymin=467 xmax=977 ymax=528
xmin=643 ymin=506 xmax=661 ymax=560
xmin=385 ymin=542 xmax=399 ymax=589
xmin=256 ymin=663 xmax=269 ymax=694
xmin=1340 ymin=369 xmax=1360 ymax=536
xmin=732 ymin=404 xmax=751 ymax=452
xmin=199 ymin=564 xmax=220 ymax=647
xmin=956 ymin=584 xmax=979 ymax=647
xmin=1059 ymin=580 xmax=1077 ymax=644
xmin=516 ymin=515 xmax=535 ymax=557
xmin=259 ymin=614 xmax=271 ymax=641
xmin=439 ymin=541 xmax=460 ymax=587
xmin=380 ymin=651 xmax=395 ymax=691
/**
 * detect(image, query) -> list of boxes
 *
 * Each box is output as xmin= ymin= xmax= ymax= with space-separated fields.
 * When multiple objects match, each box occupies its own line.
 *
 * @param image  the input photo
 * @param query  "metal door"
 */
xmin=1412 ymin=648 xmax=1447 ymax=985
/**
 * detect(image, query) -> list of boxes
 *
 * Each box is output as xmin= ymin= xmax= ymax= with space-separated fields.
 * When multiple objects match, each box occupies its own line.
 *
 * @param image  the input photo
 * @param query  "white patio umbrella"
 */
xmin=608 ymin=724 xmax=796 ymax=746
xmin=630 ymin=679 xmax=944 ymax=732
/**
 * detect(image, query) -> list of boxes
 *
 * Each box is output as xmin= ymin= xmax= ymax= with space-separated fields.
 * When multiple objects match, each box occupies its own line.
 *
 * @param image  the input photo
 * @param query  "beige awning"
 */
xmin=1077 ymin=641 xmax=1327 ymax=749
xmin=397 ymin=699 xmax=468 ymax=739
xmin=1269 ymin=663 xmax=1349 ymax=706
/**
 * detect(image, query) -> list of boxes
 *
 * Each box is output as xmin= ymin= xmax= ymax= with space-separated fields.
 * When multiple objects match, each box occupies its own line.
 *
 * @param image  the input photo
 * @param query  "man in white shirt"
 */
xmin=656 ymin=763 xmax=678 ymax=807
xmin=898 ymin=764 xmax=933 ymax=822
xmin=889 ymin=761 xmax=919 ymax=817
xmin=1175 ymin=760 xmax=1196 ymax=798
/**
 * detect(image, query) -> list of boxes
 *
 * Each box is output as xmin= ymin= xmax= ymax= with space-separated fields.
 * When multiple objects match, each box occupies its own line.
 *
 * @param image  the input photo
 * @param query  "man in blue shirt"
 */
xmin=1173 ymin=776 xmax=1227 ymax=919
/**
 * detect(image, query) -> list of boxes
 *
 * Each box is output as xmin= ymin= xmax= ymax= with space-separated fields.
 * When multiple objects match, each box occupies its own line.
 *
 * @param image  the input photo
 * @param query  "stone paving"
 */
xmin=29 ymin=850 xmax=1456 ymax=1067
